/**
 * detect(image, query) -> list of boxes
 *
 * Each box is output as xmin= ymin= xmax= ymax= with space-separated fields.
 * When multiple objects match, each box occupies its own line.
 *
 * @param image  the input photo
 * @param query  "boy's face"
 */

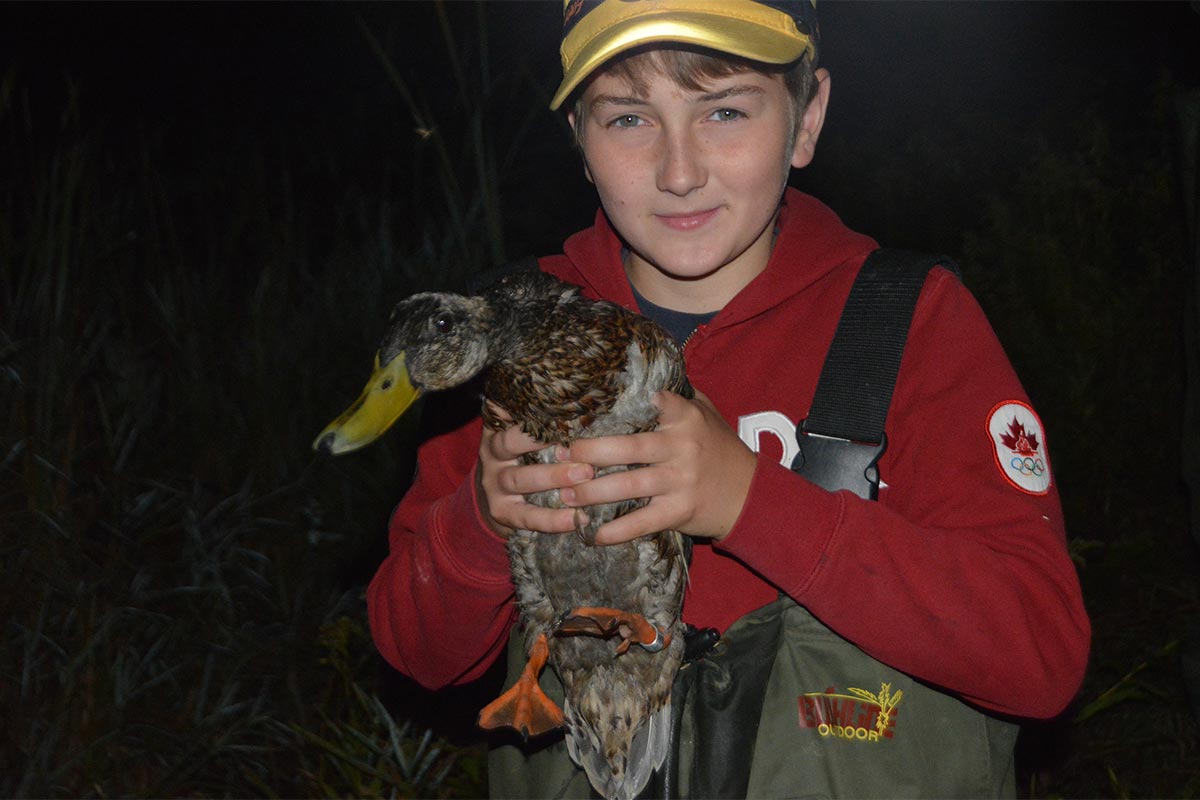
xmin=570 ymin=61 xmax=828 ymax=309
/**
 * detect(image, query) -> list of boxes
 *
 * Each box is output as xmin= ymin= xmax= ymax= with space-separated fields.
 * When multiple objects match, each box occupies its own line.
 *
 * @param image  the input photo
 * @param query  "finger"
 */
xmin=566 ymin=431 xmax=669 ymax=469
xmin=496 ymin=460 xmax=594 ymax=496
xmin=497 ymin=503 xmax=578 ymax=535
xmin=487 ymin=424 xmax=549 ymax=461
xmin=560 ymin=464 xmax=663 ymax=508
xmin=592 ymin=503 xmax=679 ymax=545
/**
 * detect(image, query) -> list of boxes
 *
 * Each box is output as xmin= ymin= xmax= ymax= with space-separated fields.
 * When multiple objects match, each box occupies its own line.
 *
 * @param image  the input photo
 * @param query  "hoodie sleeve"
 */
xmin=715 ymin=269 xmax=1090 ymax=719
xmin=366 ymin=415 xmax=518 ymax=690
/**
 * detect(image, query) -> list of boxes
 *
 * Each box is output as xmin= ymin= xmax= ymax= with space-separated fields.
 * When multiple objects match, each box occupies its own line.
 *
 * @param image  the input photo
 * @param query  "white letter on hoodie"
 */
xmin=738 ymin=411 xmax=799 ymax=468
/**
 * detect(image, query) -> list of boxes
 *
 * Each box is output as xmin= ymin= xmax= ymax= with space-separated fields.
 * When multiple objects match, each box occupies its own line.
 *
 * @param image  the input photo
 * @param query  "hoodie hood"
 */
xmin=551 ymin=188 xmax=877 ymax=330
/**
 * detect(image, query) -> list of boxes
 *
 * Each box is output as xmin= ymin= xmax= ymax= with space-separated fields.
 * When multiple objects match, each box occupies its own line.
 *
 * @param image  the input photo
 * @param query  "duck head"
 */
xmin=313 ymin=293 xmax=494 ymax=455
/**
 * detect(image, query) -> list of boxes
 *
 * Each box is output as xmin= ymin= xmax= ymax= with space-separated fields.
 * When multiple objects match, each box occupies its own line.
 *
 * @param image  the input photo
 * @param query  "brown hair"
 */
xmin=570 ymin=45 xmax=817 ymax=147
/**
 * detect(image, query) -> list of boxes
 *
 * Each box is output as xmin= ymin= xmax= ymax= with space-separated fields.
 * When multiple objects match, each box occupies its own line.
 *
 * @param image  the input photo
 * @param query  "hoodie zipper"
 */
xmin=682 ymin=323 xmax=706 ymax=352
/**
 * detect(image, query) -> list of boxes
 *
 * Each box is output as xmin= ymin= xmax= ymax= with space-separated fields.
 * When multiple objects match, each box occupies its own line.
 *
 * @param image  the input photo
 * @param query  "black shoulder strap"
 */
xmin=792 ymin=248 xmax=958 ymax=499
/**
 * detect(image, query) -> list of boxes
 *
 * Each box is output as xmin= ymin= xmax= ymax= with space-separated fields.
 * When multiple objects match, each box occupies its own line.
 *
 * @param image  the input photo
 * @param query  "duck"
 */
xmin=313 ymin=269 xmax=690 ymax=800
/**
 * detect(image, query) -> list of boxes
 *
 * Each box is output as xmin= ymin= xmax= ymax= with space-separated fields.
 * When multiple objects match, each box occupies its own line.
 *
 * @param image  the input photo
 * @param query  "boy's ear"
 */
xmin=791 ymin=68 xmax=831 ymax=169
xmin=567 ymin=111 xmax=595 ymax=184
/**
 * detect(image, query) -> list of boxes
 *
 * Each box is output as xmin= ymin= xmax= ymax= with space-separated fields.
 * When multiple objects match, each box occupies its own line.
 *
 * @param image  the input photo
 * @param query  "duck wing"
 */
xmin=483 ymin=298 xmax=643 ymax=440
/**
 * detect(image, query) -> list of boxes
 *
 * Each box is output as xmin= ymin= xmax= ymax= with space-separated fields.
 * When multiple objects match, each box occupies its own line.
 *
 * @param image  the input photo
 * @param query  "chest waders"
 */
xmin=487 ymin=251 xmax=1019 ymax=799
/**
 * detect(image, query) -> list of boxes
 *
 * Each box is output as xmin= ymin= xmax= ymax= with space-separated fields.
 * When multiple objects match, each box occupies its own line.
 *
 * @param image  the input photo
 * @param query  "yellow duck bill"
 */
xmin=312 ymin=352 xmax=422 ymax=455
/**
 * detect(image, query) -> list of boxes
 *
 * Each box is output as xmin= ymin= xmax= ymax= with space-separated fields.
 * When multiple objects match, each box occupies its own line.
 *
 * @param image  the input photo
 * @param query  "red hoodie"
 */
xmin=367 ymin=189 xmax=1090 ymax=719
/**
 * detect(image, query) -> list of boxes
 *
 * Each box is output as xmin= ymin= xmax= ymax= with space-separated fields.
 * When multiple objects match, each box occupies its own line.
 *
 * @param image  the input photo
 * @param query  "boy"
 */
xmin=367 ymin=1 xmax=1090 ymax=796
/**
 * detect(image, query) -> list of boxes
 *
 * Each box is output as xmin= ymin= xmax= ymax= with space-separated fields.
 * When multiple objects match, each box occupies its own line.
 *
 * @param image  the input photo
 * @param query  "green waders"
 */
xmin=487 ymin=598 xmax=1018 ymax=799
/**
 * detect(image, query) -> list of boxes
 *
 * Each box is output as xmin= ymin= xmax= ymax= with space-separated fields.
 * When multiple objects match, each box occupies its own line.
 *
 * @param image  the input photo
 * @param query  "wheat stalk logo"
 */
xmin=847 ymin=682 xmax=904 ymax=735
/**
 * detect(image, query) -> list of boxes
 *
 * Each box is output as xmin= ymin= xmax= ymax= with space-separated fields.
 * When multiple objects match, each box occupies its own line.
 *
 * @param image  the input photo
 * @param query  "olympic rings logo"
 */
xmin=1010 ymin=456 xmax=1046 ymax=477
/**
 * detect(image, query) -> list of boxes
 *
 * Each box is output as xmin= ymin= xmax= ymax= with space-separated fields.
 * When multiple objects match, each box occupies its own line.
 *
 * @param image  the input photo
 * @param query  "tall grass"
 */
xmin=0 ymin=89 xmax=441 ymax=799
xmin=0 ymin=2 xmax=553 ymax=794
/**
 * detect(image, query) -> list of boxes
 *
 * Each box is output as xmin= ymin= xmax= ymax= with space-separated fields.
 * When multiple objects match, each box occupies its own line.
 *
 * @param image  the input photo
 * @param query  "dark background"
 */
xmin=7 ymin=1 xmax=1199 ymax=252
xmin=3 ymin=2 xmax=1200 ymax=797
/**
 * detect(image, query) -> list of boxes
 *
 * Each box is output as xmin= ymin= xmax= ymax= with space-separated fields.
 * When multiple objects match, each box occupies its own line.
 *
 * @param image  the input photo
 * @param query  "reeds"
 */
xmin=0 ymin=2 xmax=546 ymax=794
xmin=0 ymin=101 xmax=466 ymax=795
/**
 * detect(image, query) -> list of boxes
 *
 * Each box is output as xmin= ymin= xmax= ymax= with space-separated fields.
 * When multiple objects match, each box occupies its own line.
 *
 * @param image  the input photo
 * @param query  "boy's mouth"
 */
xmin=656 ymin=207 xmax=719 ymax=232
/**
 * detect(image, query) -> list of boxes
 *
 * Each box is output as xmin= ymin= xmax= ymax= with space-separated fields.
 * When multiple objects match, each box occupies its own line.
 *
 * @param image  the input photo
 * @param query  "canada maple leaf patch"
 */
xmin=987 ymin=401 xmax=1052 ymax=495
xmin=999 ymin=418 xmax=1040 ymax=456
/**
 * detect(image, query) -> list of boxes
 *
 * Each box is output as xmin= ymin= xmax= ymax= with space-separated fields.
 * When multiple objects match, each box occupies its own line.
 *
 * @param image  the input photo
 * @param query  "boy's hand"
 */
xmin=476 ymin=402 xmax=593 ymax=538
xmin=559 ymin=389 xmax=756 ymax=545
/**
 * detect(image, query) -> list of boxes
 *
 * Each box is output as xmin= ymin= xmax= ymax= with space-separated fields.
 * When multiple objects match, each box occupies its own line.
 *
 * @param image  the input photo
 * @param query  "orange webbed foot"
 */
xmin=554 ymin=606 xmax=670 ymax=654
xmin=477 ymin=632 xmax=564 ymax=738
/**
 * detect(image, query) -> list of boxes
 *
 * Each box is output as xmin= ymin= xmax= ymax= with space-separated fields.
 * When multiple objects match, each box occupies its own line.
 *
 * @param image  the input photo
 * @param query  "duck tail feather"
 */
xmin=624 ymin=700 xmax=671 ymax=798
xmin=563 ymin=698 xmax=618 ymax=799
xmin=564 ymin=696 xmax=670 ymax=800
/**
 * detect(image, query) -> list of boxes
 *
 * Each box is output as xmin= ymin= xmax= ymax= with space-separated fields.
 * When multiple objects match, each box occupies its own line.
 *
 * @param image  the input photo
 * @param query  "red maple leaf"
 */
xmin=1000 ymin=417 xmax=1039 ymax=456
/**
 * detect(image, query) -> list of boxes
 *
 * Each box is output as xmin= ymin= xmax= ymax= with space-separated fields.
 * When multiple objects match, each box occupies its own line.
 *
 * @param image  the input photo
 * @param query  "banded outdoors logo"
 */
xmin=987 ymin=400 xmax=1052 ymax=495
xmin=797 ymin=682 xmax=903 ymax=743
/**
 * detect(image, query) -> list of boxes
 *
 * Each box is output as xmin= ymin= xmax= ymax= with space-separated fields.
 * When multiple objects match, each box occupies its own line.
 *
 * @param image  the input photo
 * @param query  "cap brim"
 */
xmin=550 ymin=12 xmax=813 ymax=110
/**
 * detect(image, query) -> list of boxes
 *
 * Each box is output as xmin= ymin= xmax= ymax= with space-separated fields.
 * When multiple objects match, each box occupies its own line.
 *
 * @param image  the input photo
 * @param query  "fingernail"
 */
xmin=567 ymin=464 xmax=591 ymax=483
xmin=561 ymin=487 xmax=577 ymax=505
xmin=555 ymin=445 xmax=571 ymax=461
xmin=573 ymin=508 xmax=590 ymax=528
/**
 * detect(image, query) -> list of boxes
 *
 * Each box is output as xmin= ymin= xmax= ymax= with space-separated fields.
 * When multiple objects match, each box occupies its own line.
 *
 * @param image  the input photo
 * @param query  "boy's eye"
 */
xmin=709 ymin=108 xmax=745 ymax=122
xmin=609 ymin=114 xmax=644 ymax=129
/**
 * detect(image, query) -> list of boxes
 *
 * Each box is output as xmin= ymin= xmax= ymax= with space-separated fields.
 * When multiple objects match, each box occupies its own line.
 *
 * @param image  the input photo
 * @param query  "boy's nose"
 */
xmin=656 ymin=130 xmax=707 ymax=196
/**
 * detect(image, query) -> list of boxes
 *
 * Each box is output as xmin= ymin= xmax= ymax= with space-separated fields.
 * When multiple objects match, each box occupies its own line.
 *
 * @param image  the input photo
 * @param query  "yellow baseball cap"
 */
xmin=550 ymin=0 xmax=819 ymax=110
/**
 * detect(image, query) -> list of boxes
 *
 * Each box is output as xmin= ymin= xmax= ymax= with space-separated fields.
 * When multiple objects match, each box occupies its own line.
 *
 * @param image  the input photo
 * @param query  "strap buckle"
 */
xmin=791 ymin=425 xmax=887 ymax=501
xmin=681 ymin=624 xmax=721 ymax=664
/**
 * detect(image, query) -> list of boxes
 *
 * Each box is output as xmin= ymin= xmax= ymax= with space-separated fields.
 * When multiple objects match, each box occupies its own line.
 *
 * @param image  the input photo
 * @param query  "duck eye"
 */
xmin=435 ymin=317 xmax=454 ymax=334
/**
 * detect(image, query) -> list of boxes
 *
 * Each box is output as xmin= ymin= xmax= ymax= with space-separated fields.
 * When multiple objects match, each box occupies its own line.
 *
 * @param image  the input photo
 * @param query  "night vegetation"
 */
xmin=2 ymin=2 xmax=1197 ymax=797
